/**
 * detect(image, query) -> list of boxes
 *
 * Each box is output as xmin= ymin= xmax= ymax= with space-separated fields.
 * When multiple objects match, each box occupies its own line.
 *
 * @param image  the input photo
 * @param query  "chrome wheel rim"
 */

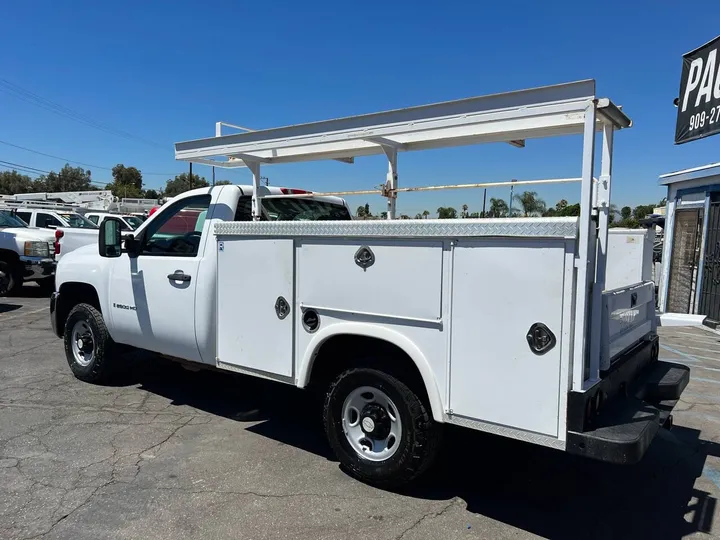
xmin=342 ymin=386 xmax=402 ymax=462
xmin=71 ymin=320 xmax=95 ymax=367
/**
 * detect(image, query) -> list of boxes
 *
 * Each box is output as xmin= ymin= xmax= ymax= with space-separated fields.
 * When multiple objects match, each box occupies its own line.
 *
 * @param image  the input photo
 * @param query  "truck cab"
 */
xmin=51 ymin=184 xmax=351 ymax=362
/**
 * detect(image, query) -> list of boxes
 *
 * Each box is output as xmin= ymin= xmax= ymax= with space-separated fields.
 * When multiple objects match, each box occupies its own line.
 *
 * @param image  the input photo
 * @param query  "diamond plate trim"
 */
xmin=214 ymin=217 xmax=578 ymax=238
xmin=445 ymin=414 xmax=566 ymax=450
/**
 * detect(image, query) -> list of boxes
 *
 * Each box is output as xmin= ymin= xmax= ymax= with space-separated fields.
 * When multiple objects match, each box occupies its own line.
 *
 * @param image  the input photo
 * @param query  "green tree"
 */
xmin=215 ymin=180 xmax=233 ymax=186
xmin=111 ymin=164 xmax=142 ymax=190
xmin=144 ymin=189 xmax=160 ymax=200
xmin=422 ymin=210 xmax=429 ymax=219
xmin=461 ymin=204 xmax=469 ymax=218
xmin=633 ymin=204 xmax=655 ymax=220
xmin=364 ymin=203 xmax=371 ymax=217
xmin=415 ymin=213 xmax=423 ymax=219
xmin=437 ymin=207 xmax=458 ymax=219
xmin=488 ymin=198 xmax=509 ymax=217
xmin=0 ymin=170 xmax=35 ymax=195
xmin=37 ymin=164 xmax=95 ymax=192
xmin=164 ymin=172 xmax=209 ymax=197
xmin=356 ymin=205 xmax=366 ymax=218
xmin=513 ymin=191 xmax=546 ymax=217
xmin=380 ymin=211 xmax=388 ymax=219
xmin=620 ymin=206 xmax=632 ymax=220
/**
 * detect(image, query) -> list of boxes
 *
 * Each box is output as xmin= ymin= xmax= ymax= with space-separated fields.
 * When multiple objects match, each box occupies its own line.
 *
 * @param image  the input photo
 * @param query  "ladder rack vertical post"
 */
xmin=382 ymin=147 xmax=398 ymax=220
xmin=592 ymin=122 xmax=614 ymax=371
xmin=245 ymin=161 xmax=262 ymax=221
xmin=572 ymin=100 xmax=598 ymax=391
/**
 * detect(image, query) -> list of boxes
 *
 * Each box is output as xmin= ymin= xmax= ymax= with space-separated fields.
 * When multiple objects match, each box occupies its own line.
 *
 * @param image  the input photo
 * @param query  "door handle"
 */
xmin=167 ymin=270 xmax=191 ymax=282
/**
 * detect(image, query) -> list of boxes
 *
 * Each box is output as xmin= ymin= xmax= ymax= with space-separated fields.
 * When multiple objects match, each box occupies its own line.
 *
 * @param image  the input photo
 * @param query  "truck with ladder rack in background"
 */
xmin=49 ymin=79 xmax=690 ymax=488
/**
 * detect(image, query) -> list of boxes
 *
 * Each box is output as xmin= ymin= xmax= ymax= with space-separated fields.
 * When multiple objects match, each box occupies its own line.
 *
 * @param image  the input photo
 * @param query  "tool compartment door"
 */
xmin=449 ymin=238 xmax=567 ymax=436
xmin=216 ymin=237 xmax=294 ymax=377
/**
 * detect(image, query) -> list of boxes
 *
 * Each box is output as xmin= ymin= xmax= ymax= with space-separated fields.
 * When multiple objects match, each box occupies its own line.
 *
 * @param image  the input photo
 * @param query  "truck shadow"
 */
xmin=125 ymin=358 xmax=717 ymax=540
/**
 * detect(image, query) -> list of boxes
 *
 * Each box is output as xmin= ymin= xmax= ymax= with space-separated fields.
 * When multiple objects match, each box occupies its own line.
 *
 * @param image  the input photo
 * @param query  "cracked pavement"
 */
xmin=1 ymin=288 xmax=720 ymax=539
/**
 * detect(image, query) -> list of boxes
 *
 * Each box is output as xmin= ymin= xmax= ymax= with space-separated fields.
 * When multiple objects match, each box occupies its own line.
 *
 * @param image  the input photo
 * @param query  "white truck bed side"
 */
xmin=215 ymin=217 xmax=579 ymax=446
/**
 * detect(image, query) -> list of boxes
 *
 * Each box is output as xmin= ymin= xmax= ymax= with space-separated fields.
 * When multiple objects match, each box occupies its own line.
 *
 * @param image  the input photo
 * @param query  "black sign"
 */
xmin=675 ymin=35 xmax=720 ymax=144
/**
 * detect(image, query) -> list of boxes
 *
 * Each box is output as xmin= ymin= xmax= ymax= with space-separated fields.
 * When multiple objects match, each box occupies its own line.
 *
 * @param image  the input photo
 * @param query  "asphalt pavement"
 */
xmin=1 ymin=286 xmax=720 ymax=539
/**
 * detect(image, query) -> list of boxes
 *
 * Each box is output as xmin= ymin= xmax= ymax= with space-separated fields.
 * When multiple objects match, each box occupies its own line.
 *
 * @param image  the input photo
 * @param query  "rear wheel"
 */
xmin=323 ymin=367 xmax=442 ymax=489
xmin=64 ymin=303 xmax=117 ymax=384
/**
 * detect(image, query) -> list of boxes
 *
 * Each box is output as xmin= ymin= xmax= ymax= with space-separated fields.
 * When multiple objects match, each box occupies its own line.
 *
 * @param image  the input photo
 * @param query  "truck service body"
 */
xmin=50 ymin=80 xmax=690 ymax=487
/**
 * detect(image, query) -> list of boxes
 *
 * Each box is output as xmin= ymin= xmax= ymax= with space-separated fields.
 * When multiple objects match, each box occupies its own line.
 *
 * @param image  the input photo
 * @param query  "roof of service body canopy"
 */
xmin=174 ymin=79 xmax=631 ymax=168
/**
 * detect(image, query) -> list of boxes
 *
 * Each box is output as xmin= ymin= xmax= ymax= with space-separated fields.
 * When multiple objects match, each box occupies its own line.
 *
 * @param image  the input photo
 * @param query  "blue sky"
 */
xmin=1 ymin=0 xmax=719 ymax=217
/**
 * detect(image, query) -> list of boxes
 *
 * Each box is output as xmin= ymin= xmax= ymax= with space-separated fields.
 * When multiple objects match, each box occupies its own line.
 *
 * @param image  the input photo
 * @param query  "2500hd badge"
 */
xmin=113 ymin=303 xmax=137 ymax=311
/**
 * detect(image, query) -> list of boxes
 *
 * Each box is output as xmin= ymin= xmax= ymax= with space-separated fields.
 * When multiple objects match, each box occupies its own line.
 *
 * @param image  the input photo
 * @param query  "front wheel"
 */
xmin=323 ymin=367 xmax=442 ymax=489
xmin=64 ymin=303 xmax=117 ymax=384
xmin=0 ymin=259 xmax=22 ymax=297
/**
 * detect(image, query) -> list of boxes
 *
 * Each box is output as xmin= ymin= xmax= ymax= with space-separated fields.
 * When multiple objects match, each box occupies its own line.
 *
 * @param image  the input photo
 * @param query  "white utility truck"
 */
xmin=0 ymin=210 xmax=56 ymax=296
xmin=50 ymin=80 xmax=689 ymax=488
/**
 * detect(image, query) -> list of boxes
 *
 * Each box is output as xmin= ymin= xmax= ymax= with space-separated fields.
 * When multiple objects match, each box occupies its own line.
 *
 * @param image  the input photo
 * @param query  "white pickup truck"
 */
xmin=0 ymin=211 xmax=56 ymax=295
xmin=50 ymin=80 xmax=690 ymax=488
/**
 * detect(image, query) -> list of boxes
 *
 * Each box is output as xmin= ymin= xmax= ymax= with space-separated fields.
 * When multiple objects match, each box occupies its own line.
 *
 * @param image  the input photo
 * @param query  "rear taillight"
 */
xmin=280 ymin=188 xmax=312 ymax=195
xmin=54 ymin=229 xmax=64 ymax=255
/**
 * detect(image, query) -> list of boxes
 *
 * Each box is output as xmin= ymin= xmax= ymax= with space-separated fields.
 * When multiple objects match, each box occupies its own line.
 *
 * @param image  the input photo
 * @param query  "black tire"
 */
xmin=63 ymin=303 xmax=117 ymax=384
xmin=323 ymin=367 xmax=442 ymax=489
xmin=36 ymin=277 xmax=56 ymax=296
xmin=0 ymin=258 xmax=23 ymax=297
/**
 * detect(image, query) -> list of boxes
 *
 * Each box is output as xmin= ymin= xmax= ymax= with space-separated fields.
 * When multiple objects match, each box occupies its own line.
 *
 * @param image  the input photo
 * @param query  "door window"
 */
xmin=141 ymin=195 xmax=211 ymax=257
xmin=15 ymin=211 xmax=31 ymax=225
xmin=37 ymin=213 xmax=63 ymax=228
xmin=88 ymin=215 xmax=99 ymax=224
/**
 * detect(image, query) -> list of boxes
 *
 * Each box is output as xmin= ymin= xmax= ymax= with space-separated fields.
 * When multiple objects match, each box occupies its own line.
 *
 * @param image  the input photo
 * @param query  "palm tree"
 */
xmin=461 ymin=204 xmax=469 ymax=218
xmin=422 ymin=210 xmax=430 ymax=219
xmin=513 ymin=191 xmax=546 ymax=217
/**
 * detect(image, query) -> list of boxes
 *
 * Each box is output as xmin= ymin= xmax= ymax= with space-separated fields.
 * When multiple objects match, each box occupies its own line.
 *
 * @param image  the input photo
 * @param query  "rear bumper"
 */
xmin=20 ymin=255 xmax=56 ymax=282
xmin=566 ymin=335 xmax=689 ymax=464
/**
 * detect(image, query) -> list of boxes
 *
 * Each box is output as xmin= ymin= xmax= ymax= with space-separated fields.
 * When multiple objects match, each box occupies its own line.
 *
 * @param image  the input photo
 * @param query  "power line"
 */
xmin=0 ymin=160 xmax=51 ymax=175
xmin=0 ymin=78 xmax=166 ymax=149
xmin=0 ymin=139 xmax=177 ymax=176
xmin=0 ymin=159 xmax=110 ymax=185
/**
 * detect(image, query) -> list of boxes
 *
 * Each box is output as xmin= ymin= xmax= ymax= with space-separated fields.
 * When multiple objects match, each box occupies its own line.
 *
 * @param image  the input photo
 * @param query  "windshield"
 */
xmin=0 ymin=211 xmax=28 ymax=228
xmin=59 ymin=213 xmax=99 ymax=229
xmin=124 ymin=215 xmax=144 ymax=228
xmin=235 ymin=197 xmax=351 ymax=221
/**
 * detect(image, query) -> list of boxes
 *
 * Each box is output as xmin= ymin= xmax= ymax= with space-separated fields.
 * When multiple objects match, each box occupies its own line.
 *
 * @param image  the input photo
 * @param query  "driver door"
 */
xmin=108 ymin=194 xmax=211 ymax=361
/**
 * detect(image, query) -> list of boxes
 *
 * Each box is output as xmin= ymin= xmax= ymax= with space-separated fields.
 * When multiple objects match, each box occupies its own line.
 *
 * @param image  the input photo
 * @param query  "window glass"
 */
xmin=88 ymin=215 xmax=99 ymax=224
xmin=124 ymin=216 xmax=143 ymax=228
xmin=15 ymin=211 xmax=31 ymax=225
xmin=0 ymin=211 xmax=28 ymax=227
xmin=37 ymin=213 xmax=63 ymax=228
xmin=58 ymin=213 xmax=98 ymax=229
xmin=234 ymin=196 xmax=351 ymax=221
xmin=141 ymin=195 xmax=211 ymax=256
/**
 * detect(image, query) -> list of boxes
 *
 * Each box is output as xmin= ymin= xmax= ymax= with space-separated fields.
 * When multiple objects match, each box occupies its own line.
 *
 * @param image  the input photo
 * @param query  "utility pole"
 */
xmin=508 ymin=179 xmax=517 ymax=215
xmin=189 ymin=162 xmax=193 ymax=189
xmin=482 ymin=188 xmax=487 ymax=217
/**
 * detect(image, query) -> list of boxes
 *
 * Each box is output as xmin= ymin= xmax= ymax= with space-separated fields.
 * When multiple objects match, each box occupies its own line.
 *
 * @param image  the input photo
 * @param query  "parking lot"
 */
xmin=1 ymin=289 xmax=719 ymax=539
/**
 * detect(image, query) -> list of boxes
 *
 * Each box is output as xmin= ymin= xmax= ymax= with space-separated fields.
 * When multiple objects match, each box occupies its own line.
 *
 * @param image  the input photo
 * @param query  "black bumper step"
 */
xmin=567 ymin=349 xmax=690 ymax=465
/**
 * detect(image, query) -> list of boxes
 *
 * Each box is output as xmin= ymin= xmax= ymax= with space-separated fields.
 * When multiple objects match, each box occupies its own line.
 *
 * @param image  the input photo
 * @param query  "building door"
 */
xmin=667 ymin=208 xmax=703 ymax=314
xmin=699 ymin=196 xmax=720 ymax=321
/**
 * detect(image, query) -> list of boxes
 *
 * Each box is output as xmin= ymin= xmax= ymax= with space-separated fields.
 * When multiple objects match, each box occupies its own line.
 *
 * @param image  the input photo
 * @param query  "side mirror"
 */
xmin=99 ymin=217 xmax=123 ymax=258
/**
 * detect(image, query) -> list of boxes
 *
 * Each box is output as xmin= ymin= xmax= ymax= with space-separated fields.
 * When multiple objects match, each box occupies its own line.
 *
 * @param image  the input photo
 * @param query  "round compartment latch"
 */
xmin=275 ymin=296 xmax=290 ymax=320
xmin=526 ymin=322 xmax=556 ymax=355
xmin=302 ymin=309 xmax=320 ymax=333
